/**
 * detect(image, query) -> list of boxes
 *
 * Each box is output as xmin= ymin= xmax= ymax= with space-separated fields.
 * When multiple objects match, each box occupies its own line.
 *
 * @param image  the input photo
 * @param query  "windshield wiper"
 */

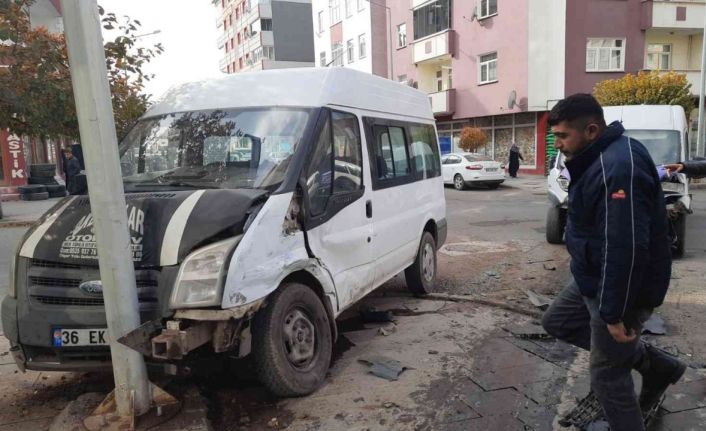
xmin=131 ymin=181 xmax=221 ymax=190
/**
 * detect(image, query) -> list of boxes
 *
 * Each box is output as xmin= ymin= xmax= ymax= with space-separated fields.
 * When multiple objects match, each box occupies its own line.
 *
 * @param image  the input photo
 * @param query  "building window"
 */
xmin=413 ymin=0 xmax=450 ymax=40
xmin=332 ymin=42 xmax=344 ymax=66
xmin=320 ymin=51 xmax=327 ymax=67
xmin=345 ymin=0 xmax=354 ymax=17
xmin=347 ymin=39 xmax=355 ymax=63
xmin=586 ymin=38 xmax=625 ymax=72
xmin=330 ymin=0 xmax=341 ymax=24
xmin=263 ymin=46 xmax=274 ymax=60
xmin=357 ymin=0 xmax=364 ymax=11
xmin=318 ymin=11 xmax=324 ymax=33
xmin=479 ymin=52 xmax=498 ymax=84
xmin=397 ymin=23 xmax=407 ymax=48
xmin=479 ymin=0 xmax=497 ymax=19
xmin=261 ymin=18 xmax=272 ymax=31
xmin=358 ymin=34 xmax=366 ymax=58
xmin=646 ymin=44 xmax=671 ymax=70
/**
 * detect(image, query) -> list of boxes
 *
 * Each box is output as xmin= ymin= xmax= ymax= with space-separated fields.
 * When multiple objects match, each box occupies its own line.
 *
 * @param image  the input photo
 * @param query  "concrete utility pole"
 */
xmin=698 ymin=7 xmax=706 ymax=157
xmin=61 ymin=0 xmax=151 ymax=417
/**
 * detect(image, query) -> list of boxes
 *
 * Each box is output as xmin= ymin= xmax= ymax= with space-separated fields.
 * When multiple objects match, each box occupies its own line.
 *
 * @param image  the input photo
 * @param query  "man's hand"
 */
xmin=664 ymin=163 xmax=684 ymax=174
xmin=607 ymin=322 xmax=637 ymax=343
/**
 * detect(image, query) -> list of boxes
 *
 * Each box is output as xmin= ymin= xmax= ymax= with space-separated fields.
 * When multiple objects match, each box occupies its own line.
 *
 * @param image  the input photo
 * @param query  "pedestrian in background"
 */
xmin=541 ymin=94 xmax=685 ymax=431
xmin=508 ymin=141 xmax=523 ymax=177
xmin=63 ymin=148 xmax=81 ymax=195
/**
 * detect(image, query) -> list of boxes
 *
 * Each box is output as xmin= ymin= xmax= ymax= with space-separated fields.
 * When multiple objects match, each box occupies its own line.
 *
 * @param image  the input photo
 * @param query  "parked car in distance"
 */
xmin=441 ymin=153 xmax=505 ymax=190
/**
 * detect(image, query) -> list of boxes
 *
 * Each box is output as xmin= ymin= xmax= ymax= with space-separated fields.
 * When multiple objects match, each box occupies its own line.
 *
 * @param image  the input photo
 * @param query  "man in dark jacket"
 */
xmin=63 ymin=148 xmax=82 ymax=195
xmin=541 ymin=94 xmax=686 ymax=431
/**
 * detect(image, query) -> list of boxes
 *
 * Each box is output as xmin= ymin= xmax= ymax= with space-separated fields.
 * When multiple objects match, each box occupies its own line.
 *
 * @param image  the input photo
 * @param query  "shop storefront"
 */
xmin=437 ymin=111 xmax=549 ymax=175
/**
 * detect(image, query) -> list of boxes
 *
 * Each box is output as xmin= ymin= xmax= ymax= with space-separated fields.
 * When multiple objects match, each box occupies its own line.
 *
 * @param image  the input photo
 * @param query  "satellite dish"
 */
xmin=508 ymin=90 xmax=518 ymax=109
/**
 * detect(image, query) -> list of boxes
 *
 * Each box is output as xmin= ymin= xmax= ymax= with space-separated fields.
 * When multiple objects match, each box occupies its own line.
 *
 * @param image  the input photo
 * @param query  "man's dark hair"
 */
xmin=548 ymin=93 xmax=606 ymax=129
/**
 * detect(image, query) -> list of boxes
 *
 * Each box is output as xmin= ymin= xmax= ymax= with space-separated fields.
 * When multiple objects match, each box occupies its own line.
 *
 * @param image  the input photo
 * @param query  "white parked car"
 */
xmin=441 ymin=153 xmax=505 ymax=190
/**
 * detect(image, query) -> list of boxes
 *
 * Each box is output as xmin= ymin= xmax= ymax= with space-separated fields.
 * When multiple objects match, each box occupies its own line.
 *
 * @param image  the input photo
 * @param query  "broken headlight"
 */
xmin=170 ymin=236 xmax=241 ymax=309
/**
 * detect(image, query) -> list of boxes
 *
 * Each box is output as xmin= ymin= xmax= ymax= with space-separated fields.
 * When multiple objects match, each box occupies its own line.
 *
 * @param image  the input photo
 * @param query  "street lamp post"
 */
xmin=698 ymin=10 xmax=706 ymax=157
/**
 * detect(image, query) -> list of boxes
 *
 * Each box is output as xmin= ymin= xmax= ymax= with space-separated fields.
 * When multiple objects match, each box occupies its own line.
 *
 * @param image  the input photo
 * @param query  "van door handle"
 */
xmin=366 ymin=200 xmax=373 ymax=218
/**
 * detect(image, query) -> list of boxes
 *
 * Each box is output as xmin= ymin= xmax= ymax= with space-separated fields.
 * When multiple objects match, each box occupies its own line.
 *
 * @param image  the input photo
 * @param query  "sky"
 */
xmin=99 ymin=0 xmax=224 ymax=99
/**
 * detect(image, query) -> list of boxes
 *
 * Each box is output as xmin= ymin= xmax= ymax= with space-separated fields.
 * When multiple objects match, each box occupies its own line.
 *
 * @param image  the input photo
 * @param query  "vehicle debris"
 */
xmin=360 ymin=308 xmax=395 ymax=323
xmin=642 ymin=314 xmax=667 ymax=335
xmin=358 ymin=356 xmax=411 ymax=381
xmin=526 ymin=290 xmax=553 ymax=309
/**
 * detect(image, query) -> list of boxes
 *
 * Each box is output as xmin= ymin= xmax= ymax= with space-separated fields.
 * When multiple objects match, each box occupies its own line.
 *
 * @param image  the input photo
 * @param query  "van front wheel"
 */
xmin=252 ymin=283 xmax=332 ymax=397
xmin=405 ymin=231 xmax=437 ymax=295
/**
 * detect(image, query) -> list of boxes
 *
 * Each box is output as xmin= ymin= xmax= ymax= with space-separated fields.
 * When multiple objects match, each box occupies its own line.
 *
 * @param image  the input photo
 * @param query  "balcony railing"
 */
xmin=642 ymin=0 xmax=706 ymax=30
xmin=429 ymin=89 xmax=455 ymax=116
xmin=413 ymin=29 xmax=454 ymax=64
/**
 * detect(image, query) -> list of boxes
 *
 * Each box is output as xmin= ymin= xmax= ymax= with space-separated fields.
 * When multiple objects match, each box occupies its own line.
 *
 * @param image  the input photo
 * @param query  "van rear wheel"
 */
xmin=405 ymin=231 xmax=437 ymax=295
xmin=252 ymin=283 xmax=332 ymax=397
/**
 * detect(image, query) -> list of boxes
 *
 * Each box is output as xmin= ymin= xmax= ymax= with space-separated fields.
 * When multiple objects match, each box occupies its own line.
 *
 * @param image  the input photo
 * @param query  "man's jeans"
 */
xmin=542 ymin=281 xmax=651 ymax=431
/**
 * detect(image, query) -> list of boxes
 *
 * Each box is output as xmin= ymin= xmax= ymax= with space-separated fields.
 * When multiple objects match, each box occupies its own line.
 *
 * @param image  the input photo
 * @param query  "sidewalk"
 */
xmin=0 ymin=199 xmax=60 ymax=228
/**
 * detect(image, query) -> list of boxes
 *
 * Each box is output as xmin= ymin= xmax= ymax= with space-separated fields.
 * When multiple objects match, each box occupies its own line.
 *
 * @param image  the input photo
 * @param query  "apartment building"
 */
xmin=311 ymin=0 xmax=390 ymax=77
xmin=217 ymin=0 xmax=315 ymax=74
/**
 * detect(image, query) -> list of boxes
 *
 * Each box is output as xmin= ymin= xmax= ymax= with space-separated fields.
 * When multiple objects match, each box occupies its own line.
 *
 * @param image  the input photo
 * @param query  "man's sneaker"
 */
xmin=638 ymin=344 xmax=687 ymax=415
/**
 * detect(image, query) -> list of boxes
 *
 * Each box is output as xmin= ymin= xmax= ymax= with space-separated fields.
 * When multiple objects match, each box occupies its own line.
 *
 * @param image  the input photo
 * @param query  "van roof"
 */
xmin=602 ymin=105 xmax=687 ymax=131
xmin=144 ymin=68 xmax=435 ymax=122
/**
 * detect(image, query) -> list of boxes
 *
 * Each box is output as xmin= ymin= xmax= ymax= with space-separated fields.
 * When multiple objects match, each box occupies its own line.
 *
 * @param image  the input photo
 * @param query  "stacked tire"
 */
xmin=22 ymin=164 xmax=68 ymax=200
xmin=29 ymin=164 xmax=58 ymax=185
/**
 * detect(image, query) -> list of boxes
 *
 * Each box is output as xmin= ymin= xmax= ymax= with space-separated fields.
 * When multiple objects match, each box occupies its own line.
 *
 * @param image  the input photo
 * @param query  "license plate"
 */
xmin=53 ymin=328 xmax=108 ymax=347
xmin=662 ymin=182 xmax=682 ymax=192
xmin=485 ymin=168 xmax=498 ymax=172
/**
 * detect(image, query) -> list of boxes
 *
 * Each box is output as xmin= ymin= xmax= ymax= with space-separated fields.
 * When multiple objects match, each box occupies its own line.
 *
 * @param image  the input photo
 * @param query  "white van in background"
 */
xmin=546 ymin=105 xmax=691 ymax=256
xmin=3 ymin=68 xmax=447 ymax=396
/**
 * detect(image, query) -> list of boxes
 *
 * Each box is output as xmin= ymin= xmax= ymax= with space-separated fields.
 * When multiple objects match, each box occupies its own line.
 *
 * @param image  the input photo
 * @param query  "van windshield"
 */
xmin=119 ymin=108 xmax=312 ymax=192
xmin=623 ymin=129 xmax=681 ymax=166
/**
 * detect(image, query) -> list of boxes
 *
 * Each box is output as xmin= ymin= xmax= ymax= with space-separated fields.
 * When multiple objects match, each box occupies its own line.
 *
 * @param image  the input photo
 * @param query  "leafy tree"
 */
xmin=593 ymin=71 xmax=694 ymax=114
xmin=459 ymin=127 xmax=488 ymax=153
xmin=0 ymin=0 xmax=163 ymax=143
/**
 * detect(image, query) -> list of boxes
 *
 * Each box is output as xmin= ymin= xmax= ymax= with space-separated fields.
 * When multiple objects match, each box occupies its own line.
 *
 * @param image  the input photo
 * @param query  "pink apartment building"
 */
xmin=313 ymin=0 xmax=702 ymax=174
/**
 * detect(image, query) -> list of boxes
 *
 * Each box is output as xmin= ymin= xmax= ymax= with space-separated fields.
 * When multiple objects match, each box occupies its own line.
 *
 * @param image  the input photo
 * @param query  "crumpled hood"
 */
xmin=19 ymin=189 xmax=268 ymax=267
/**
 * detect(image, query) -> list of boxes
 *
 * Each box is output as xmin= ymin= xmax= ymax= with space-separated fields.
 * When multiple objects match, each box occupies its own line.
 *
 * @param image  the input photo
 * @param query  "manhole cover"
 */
xmin=440 ymin=241 xmax=517 ymax=257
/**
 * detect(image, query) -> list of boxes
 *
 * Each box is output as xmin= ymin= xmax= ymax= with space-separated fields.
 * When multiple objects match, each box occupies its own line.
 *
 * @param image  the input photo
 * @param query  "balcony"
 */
xmin=642 ymin=0 xmax=705 ymax=31
xmin=413 ymin=29 xmax=454 ymax=64
xmin=429 ymin=89 xmax=455 ymax=116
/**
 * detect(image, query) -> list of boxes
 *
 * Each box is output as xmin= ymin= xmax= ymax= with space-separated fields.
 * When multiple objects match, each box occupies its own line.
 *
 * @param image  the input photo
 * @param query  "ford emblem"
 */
xmin=79 ymin=280 xmax=103 ymax=296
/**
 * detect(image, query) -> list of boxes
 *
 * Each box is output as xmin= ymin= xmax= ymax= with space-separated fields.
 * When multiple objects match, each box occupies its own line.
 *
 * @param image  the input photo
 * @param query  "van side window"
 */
xmin=373 ymin=125 xmax=410 ymax=179
xmin=332 ymin=111 xmax=363 ymax=192
xmin=306 ymin=110 xmax=364 ymax=217
xmin=306 ymin=116 xmax=333 ymax=216
xmin=409 ymin=124 xmax=441 ymax=179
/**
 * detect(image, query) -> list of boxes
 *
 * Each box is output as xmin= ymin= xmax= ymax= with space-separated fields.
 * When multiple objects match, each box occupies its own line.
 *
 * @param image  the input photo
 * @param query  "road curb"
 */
xmin=0 ymin=219 xmax=35 ymax=229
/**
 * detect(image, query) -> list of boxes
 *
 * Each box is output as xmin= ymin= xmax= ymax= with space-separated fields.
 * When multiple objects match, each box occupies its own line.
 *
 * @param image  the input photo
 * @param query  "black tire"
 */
xmin=487 ymin=183 xmax=501 ymax=190
xmin=45 ymin=184 xmax=66 ymax=193
xmin=29 ymin=164 xmax=56 ymax=177
xmin=28 ymin=176 xmax=57 ymax=185
xmin=546 ymin=206 xmax=566 ymax=244
xmin=453 ymin=174 xmax=466 ymax=191
xmin=21 ymin=191 xmax=49 ymax=201
xmin=252 ymin=283 xmax=332 ymax=397
xmin=672 ymin=215 xmax=686 ymax=258
xmin=18 ymin=185 xmax=47 ymax=195
xmin=405 ymin=231 xmax=437 ymax=295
